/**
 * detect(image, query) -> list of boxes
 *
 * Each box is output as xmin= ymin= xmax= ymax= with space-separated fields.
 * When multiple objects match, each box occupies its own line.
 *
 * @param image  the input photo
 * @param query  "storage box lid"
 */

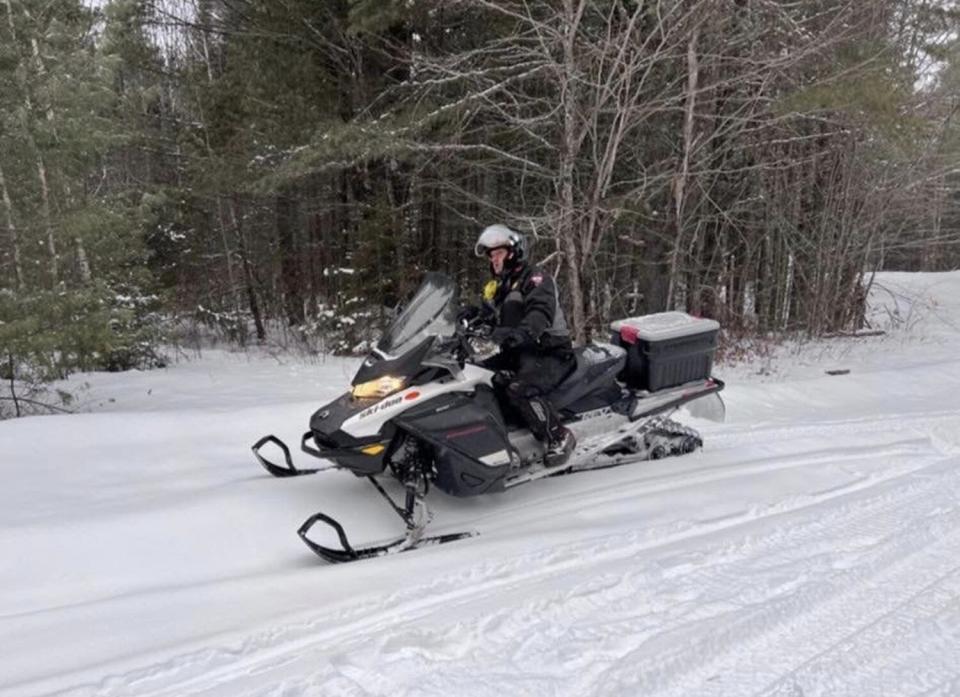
xmin=610 ymin=312 xmax=720 ymax=343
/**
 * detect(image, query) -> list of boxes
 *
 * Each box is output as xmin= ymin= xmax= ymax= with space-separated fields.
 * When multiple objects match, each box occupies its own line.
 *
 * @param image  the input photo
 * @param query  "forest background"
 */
xmin=1 ymin=0 xmax=958 ymax=416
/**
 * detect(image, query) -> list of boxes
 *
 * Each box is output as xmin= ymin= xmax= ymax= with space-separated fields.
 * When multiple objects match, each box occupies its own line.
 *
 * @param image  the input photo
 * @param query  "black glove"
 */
xmin=491 ymin=326 xmax=531 ymax=351
xmin=492 ymin=369 xmax=516 ymax=389
xmin=479 ymin=301 xmax=496 ymax=321
xmin=457 ymin=305 xmax=480 ymax=324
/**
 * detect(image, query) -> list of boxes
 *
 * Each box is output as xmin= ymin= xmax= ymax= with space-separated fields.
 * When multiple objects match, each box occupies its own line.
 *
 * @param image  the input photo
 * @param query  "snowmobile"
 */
xmin=252 ymin=272 xmax=725 ymax=563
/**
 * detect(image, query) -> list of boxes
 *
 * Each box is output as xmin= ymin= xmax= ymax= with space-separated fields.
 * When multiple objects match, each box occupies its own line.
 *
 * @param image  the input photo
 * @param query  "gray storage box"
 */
xmin=609 ymin=312 xmax=720 ymax=391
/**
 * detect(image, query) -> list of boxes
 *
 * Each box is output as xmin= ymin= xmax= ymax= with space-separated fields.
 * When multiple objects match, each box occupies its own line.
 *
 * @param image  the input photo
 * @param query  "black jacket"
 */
xmin=488 ymin=263 xmax=570 ymax=351
xmin=481 ymin=263 xmax=574 ymax=392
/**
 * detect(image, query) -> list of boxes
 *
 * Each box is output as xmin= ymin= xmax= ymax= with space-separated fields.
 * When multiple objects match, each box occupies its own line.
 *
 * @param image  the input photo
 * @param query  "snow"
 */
xmin=2 ymin=271 xmax=960 ymax=697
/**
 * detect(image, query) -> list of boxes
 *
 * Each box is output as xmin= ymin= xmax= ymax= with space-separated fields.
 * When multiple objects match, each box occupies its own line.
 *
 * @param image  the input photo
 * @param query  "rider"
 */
xmin=460 ymin=224 xmax=577 ymax=466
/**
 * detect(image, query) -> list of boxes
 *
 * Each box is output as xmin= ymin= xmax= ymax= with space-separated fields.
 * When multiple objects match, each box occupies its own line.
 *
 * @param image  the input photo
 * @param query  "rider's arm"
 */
xmin=519 ymin=272 xmax=557 ymax=340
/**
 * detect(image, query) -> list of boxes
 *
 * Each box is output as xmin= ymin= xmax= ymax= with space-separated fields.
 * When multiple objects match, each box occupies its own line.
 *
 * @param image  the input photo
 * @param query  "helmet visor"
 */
xmin=474 ymin=225 xmax=515 ymax=257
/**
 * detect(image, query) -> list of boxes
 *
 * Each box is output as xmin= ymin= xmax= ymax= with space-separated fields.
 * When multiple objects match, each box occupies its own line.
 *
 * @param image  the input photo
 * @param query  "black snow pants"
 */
xmin=483 ymin=347 xmax=575 ymax=443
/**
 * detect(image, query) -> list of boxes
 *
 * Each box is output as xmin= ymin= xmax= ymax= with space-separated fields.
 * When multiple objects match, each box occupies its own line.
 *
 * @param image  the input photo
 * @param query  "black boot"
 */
xmin=506 ymin=387 xmax=576 ymax=467
xmin=545 ymin=427 xmax=576 ymax=467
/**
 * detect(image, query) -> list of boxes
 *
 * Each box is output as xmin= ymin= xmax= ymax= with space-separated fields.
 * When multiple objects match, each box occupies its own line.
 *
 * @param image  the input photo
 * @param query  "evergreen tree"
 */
xmin=0 ymin=0 xmax=164 ymax=417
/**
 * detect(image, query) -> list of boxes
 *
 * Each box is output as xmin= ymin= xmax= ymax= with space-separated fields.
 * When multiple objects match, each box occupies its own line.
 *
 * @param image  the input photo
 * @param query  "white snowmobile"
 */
xmin=252 ymin=272 xmax=725 ymax=563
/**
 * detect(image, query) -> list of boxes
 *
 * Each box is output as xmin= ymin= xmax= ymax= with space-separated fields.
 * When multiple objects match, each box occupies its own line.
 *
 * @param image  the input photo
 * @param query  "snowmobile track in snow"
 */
xmin=70 ymin=413 xmax=960 ymax=697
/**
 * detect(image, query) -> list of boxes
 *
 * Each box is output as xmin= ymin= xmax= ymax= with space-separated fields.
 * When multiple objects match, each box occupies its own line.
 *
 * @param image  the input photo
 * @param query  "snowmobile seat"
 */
xmin=548 ymin=342 xmax=626 ymax=412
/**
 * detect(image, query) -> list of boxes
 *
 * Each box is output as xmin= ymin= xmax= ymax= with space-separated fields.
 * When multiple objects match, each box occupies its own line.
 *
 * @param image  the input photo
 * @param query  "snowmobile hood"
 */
xmin=309 ymin=392 xmax=370 ymax=436
xmin=307 ymin=392 xmax=397 ymax=475
xmin=352 ymin=336 xmax=436 ymax=386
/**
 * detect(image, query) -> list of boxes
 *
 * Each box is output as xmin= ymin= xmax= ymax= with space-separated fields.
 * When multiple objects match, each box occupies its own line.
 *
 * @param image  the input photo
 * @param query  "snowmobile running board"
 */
xmin=297 ymin=475 xmax=476 ymax=563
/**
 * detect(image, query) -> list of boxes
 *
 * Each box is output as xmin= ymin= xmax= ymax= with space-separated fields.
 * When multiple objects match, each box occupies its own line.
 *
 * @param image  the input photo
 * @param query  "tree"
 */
xmin=0 ymin=0 xmax=165 ymax=415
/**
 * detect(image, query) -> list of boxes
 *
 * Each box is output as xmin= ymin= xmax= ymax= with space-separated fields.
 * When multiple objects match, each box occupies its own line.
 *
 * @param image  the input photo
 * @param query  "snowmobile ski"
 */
xmin=252 ymin=433 xmax=337 ymax=478
xmin=297 ymin=474 xmax=475 ymax=563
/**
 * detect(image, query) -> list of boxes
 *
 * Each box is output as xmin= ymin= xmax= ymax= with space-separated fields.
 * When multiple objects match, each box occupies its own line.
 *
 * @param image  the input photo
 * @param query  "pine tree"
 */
xmin=0 ymin=0 xmax=165 ymax=417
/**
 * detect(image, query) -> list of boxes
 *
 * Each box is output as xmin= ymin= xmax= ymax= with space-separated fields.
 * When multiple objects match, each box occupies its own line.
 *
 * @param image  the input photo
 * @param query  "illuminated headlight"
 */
xmin=352 ymin=375 xmax=405 ymax=399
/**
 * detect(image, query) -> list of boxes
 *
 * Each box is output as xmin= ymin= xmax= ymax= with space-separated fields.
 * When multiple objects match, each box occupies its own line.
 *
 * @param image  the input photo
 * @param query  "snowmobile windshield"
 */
xmin=377 ymin=272 xmax=458 ymax=357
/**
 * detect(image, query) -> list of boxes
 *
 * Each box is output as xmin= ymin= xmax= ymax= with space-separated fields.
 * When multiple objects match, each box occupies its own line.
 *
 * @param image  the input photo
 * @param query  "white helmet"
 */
xmin=474 ymin=224 xmax=526 ymax=260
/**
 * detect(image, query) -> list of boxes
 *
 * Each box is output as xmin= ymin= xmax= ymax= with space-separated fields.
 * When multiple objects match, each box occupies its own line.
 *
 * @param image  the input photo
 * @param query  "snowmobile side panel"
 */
xmin=549 ymin=343 xmax=626 ymax=411
xmin=561 ymin=382 xmax=628 ymax=417
xmin=394 ymin=386 xmax=514 ymax=497
xmin=433 ymin=447 xmax=508 ymax=496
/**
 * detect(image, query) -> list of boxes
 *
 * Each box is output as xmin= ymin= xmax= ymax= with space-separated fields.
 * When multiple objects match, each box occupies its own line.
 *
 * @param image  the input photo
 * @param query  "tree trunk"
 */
xmin=74 ymin=234 xmax=92 ymax=284
xmin=215 ymin=196 xmax=240 ymax=311
xmin=33 ymin=14 xmax=92 ymax=287
xmin=7 ymin=354 xmax=20 ymax=418
xmin=35 ymin=150 xmax=58 ymax=286
xmin=666 ymin=23 xmax=700 ymax=310
xmin=231 ymin=197 xmax=266 ymax=341
xmin=558 ymin=0 xmax=587 ymax=342
xmin=276 ymin=193 xmax=305 ymax=327
xmin=0 ymin=161 xmax=24 ymax=290
xmin=4 ymin=0 xmax=58 ymax=286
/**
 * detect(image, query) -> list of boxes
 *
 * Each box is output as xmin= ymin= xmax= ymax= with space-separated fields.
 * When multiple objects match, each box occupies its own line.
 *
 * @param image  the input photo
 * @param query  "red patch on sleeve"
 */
xmin=530 ymin=273 xmax=543 ymax=286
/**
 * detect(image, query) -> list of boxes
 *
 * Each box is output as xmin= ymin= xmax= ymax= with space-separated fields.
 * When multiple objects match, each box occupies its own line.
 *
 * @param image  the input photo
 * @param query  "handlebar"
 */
xmin=460 ymin=317 xmax=493 ymax=339
xmin=433 ymin=320 xmax=493 ymax=366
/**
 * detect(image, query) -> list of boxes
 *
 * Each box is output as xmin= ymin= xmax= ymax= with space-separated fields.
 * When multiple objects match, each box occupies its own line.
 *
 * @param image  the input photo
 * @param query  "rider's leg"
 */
xmin=503 ymin=378 xmax=576 ymax=466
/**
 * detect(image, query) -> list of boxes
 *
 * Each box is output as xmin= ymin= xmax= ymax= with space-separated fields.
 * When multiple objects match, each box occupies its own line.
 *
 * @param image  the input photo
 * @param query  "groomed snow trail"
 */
xmin=31 ymin=409 xmax=960 ymax=697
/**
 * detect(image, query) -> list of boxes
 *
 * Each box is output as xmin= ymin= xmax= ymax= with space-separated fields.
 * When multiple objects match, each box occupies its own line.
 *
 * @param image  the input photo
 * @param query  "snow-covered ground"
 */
xmin=2 ymin=271 xmax=960 ymax=697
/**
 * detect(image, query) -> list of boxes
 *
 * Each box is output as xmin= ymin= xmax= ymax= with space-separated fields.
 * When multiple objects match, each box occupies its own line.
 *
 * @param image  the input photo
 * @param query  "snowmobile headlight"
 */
xmin=352 ymin=375 xmax=405 ymax=399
